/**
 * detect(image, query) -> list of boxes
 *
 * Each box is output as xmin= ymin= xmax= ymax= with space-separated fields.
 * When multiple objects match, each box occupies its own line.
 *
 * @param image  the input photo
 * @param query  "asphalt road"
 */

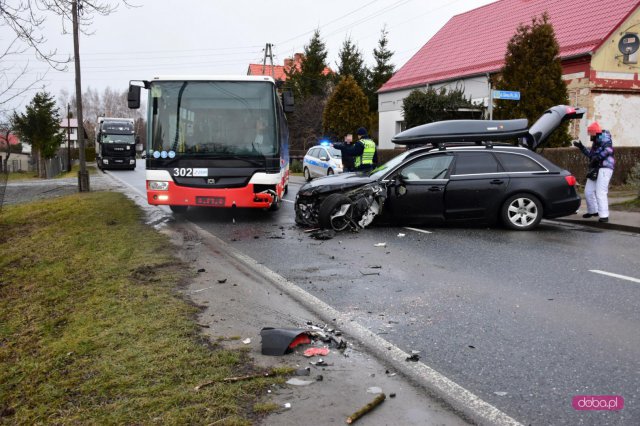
xmin=110 ymin=164 xmax=639 ymax=425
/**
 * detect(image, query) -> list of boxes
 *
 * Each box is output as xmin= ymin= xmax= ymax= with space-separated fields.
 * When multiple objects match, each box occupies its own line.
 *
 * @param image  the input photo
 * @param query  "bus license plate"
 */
xmin=195 ymin=196 xmax=225 ymax=206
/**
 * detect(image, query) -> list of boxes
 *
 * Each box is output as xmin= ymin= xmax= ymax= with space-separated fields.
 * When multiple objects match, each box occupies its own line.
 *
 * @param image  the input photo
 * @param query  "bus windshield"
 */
xmin=148 ymin=81 xmax=277 ymax=157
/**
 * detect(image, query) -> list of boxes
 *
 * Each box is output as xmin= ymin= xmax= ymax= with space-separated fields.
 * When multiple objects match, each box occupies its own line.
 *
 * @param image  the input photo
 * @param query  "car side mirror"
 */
xmin=319 ymin=156 xmax=328 ymax=161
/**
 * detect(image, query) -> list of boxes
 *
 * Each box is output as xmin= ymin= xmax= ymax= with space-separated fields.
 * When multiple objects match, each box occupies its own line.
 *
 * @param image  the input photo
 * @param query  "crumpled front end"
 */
xmin=295 ymin=182 xmax=387 ymax=231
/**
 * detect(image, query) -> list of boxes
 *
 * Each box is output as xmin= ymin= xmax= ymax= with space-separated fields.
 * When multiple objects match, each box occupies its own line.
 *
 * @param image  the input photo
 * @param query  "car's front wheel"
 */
xmin=501 ymin=194 xmax=542 ymax=231
xmin=327 ymin=168 xmax=334 ymax=176
xmin=318 ymin=194 xmax=353 ymax=231
xmin=304 ymin=167 xmax=312 ymax=182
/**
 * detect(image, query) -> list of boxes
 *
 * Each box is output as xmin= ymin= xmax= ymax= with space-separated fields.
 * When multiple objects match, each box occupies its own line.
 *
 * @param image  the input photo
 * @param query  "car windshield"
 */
xmin=369 ymin=150 xmax=413 ymax=179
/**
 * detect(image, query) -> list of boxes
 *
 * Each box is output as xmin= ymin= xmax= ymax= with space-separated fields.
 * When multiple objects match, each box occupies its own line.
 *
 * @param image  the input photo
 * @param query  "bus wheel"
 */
xmin=170 ymin=205 xmax=188 ymax=213
xmin=304 ymin=167 xmax=312 ymax=182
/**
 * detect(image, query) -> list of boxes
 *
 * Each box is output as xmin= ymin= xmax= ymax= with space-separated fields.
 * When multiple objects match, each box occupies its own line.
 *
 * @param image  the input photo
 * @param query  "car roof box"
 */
xmin=524 ymin=105 xmax=586 ymax=150
xmin=392 ymin=119 xmax=529 ymax=145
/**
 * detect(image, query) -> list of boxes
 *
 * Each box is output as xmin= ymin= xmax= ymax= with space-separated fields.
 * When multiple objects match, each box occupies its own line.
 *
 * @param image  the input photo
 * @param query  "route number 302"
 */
xmin=172 ymin=168 xmax=207 ymax=177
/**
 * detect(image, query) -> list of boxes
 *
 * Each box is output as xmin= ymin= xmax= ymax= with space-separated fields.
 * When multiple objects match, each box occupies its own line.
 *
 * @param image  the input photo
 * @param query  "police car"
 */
xmin=302 ymin=143 xmax=343 ymax=181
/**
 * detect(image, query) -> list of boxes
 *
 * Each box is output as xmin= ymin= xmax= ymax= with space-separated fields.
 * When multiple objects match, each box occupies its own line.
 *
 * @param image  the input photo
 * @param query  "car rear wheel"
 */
xmin=327 ymin=168 xmax=334 ymax=176
xmin=318 ymin=194 xmax=353 ymax=231
xmin=169 ymin=205 xmax=188 ymax=214
xmin=501 ymin=194 xmax=542 ymax=231
xmin=304 ymin=167 xmax=312 ymax=182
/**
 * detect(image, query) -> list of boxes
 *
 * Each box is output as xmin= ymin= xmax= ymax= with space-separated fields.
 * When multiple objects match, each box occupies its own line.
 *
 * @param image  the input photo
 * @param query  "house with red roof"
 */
xmin=378 ymin=0 xmax=640 ymax=149
xmin=247 ymin=53 xmax=333 ymax=81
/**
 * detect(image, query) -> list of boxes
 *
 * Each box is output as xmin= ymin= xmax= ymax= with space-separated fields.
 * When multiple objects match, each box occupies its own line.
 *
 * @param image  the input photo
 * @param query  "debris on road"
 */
xmin=197 ymin=268 xmax=206 ymax=273
xmin=346 ymin=393 xmax=386 ymax=424
xmin=242 ymin=338 xmax=251 ymax=344
xmin=367 ymin=386 xmax=382 ymax=394
xmin=217 ymin=278 xmax=227 ymax=284
xmin=310 ymin=229 xmax=335 ymax=240
xmin=397 ymin=233 xmax=406 ymax=237
xmin=303 ymin=347 xmax=330 ymax=357
xmin=494 ymin=391 xmax=508 ymax=396
xmin=360 ymin=270 xmax=380 ymax=276
xmin=260 ymin=328 xmax=311 ymax=355
xmin=194 ymin=370 xmax=282 ymax=390
xmin=286 ymin=378 xmax=314 ymax=386
xmin=374 ymin=242 xmax=387 ymax=247
xmin=405 ymin=353 xmax=420 ymax=362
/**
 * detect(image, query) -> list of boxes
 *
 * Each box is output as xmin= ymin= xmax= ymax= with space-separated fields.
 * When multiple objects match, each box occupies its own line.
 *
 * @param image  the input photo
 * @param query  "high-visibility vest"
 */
xmin=355 ymin=138 xmax=376 ymax=167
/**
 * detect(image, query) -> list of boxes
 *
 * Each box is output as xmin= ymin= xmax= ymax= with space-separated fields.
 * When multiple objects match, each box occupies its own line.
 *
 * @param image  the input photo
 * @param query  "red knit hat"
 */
xmin=587 ymin=121 xmax=602 ymax=135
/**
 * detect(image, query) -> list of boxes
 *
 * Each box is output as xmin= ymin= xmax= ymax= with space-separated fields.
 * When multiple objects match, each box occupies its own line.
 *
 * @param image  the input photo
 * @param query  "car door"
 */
xmin=308 ymin=148 xmax=322 ymax=177
xmin=386 ymin=153 xmax=454 ymax=224
xmin=444 ymin=150 xmax=509 ymax=221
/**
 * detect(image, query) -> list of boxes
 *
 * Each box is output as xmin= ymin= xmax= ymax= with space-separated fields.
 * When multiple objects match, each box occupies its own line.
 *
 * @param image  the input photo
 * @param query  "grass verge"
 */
xmin=0 ymin=192 xmax=285 ymax=424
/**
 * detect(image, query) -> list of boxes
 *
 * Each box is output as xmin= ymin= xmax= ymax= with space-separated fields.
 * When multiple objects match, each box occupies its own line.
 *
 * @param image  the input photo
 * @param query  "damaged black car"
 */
xmin=295 ymin=105 xmax=583 ymax=232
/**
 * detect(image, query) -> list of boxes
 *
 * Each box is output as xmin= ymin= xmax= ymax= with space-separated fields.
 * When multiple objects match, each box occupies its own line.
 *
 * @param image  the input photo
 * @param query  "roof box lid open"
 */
xmin=392 ymin=105 xmax=586 ymax=149
xmin=392 ymin=119 xmax=529 ymax=145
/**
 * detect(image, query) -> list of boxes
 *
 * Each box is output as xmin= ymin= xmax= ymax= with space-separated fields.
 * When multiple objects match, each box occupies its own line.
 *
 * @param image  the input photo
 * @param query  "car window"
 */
xmin=452 ymin=151 xmax=501 ymax=175
xmin=495 ymin=152 xmax=545 ymax=172
xmin=327 ymin=147 xmax=342 ymax=158
xmin=400 ymin=154 xmax=454 ymax=181
xmin=318 ymin=148 xmax=329 ymax=159
xmin=307 ymin=148 xmax=318 ymax=158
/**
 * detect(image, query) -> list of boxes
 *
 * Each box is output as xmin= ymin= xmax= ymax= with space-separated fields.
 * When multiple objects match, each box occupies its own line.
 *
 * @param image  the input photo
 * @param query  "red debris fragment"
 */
xmin=304 ymin=347 xmax=330 ymax=357
xmin=288 ymin=334 xmax=311 ymax=349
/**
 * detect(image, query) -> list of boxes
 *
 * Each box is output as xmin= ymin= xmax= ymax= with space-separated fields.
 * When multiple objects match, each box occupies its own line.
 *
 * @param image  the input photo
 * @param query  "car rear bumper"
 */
xmin=545 ymin=195 xmax=581 ymax=218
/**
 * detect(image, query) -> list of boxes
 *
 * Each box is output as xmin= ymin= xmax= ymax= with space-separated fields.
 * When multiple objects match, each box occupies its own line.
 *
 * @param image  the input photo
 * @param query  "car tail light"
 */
xmin=565 ymin=175 xmax=577 ymax=186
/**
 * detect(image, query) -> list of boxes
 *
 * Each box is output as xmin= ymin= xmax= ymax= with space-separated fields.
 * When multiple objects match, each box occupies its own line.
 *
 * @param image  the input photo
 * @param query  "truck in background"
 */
xmin=95 ymin=117 xmax=137 ymax=170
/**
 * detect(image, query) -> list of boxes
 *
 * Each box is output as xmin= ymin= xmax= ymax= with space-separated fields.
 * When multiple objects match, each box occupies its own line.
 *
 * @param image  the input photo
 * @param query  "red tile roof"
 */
xmin=380 ymin=0 xmax=640 ymax=93
xmin=247 ymin=64 xmax=288 ymax=81
xmin=247 ymin=53 xmax=333 ymax=81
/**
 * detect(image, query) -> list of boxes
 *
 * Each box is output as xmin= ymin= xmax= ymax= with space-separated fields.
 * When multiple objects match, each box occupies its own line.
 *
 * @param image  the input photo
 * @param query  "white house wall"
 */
xmin=378 ymin=76 xmax=489 ymax=150
xmin=593 ymin=93 xmax=640 ymax=147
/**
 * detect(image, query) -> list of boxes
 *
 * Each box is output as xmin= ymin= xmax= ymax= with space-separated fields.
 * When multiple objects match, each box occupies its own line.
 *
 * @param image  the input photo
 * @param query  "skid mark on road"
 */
xmin=590 ymin=270 xmax=640 ymax=284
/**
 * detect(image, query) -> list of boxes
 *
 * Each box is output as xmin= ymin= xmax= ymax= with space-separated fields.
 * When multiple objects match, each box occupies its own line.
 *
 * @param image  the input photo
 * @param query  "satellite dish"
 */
xmin=618 ymin=33 xmax=640 ymax=55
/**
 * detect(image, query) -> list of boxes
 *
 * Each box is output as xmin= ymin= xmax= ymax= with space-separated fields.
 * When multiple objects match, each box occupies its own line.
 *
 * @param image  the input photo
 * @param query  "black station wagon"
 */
xmin=295 ymin=105 xmax=583 ymax=232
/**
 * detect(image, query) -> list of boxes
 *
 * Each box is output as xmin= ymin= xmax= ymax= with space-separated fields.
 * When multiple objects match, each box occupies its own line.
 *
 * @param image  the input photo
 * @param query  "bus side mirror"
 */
xmin=128 ymin=85 xmax=141 ymax=109
xmin=282 ymin=90 xmax=294 ymax=113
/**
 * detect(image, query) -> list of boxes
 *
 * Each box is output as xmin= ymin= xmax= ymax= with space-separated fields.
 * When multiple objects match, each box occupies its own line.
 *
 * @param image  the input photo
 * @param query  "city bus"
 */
xmin=127 ymin=75 xmax=293 ymax=213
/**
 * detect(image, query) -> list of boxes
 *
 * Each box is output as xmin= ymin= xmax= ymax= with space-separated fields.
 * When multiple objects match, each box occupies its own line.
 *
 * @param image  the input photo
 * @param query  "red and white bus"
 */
xmin=128 ymin=75 xmax=293 ymax=213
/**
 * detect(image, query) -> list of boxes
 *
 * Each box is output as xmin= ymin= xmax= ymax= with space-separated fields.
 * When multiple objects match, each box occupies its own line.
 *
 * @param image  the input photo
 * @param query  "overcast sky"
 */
xmin=2 ymin=0 xmax=496 ymax=112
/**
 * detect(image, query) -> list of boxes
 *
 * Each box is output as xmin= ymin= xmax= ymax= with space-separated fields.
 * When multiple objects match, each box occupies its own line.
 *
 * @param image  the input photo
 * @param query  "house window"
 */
xmin=70 ymin=128 xmax=75 ymax=135
xmin=395 ymin=121 xmax=406 ymax=134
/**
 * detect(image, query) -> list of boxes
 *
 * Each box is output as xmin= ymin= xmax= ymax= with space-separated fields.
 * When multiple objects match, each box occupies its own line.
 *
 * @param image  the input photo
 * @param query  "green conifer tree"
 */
xmin=367 ymin=27 xmax=395 ymax=113
xmin=13 ymin=91 xmax=64 ymax=177
xmin=494 ymin=13 xmax=569 ymax=147
xmin=285 ymin=29 xmax=330 ymax=100
xmin=322 ymin=75 xmax=369 ymax=138
xmin=336 ymin=37 xmax=367 ymax=90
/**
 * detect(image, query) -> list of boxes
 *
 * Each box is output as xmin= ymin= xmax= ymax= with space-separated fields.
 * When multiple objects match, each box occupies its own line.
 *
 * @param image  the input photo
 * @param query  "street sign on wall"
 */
xmin=493 ymin=90 xmax=521 ymax=100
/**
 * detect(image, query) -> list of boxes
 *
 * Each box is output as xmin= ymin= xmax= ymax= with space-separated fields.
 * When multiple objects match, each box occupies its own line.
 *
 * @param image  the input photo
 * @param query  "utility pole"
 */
xmin=66 ymin=103 xmax=72 ymax=172
xmin=72 ymin=0 xmax=90 ymax=191
xmin=262 ymin=43 xmax=275 ymax=79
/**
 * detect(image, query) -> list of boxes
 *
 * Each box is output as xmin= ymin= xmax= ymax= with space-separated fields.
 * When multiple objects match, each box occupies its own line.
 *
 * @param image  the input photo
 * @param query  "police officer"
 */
xmin=333 ymin=127 xmax=377 ymax=172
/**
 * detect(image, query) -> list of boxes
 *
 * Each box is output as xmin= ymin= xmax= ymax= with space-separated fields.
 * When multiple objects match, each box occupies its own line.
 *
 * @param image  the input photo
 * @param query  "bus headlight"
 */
xmin=148 ymin=181 xmax=169 ymax=191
